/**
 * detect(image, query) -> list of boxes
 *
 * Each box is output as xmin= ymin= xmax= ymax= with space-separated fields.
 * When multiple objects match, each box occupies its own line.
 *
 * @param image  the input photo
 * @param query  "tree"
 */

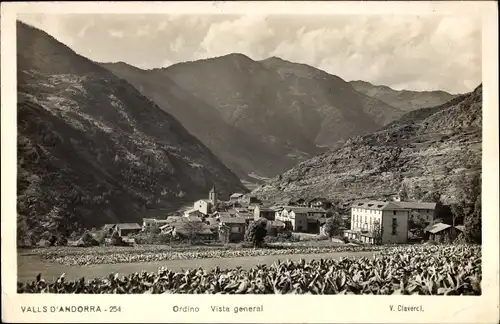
xmin=147 ymin=223 xmax=161 ymax=235
xmin=95 ymin=229 xmax=108 ymax=244
xmin=412 ymin=185 xmax=424 ymax=201
xmin=323 ymin=215 xmax=343 ymax=238
xmin=183 ymin=220 xmax=204 ymax=243
xmin=373 ymin=220 xmax=382 ymax=245
xmin=244 ymin=218 xmax=268 ymax=248
xmin=399 ymin=183 xmax=409 ymax=201
xmin=69 ymin=231 xmax=80 ymax=241
xmin=464 ymin=194 xmax=481 ymax=244
xmin=408 ymin=211 xmax=429 ymax=238
xmin=55 ymin=235 xmax=68 ymax=246
xmin=110 ymin=231 xmax=125 ymax=246
xmin=451 ymin=172 xmax=481 ymax=243
xmin=78 ymin=231 xmax=99 ymax=247
xmin=423 ymin=179 xmax=442 ymax=203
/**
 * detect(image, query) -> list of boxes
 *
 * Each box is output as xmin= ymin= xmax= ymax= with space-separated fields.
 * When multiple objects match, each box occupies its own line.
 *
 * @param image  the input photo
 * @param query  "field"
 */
xmin=19 ymin=241 xmax=385 ymax=267
xmin=17 ymin=244 xmax=481 ymax=294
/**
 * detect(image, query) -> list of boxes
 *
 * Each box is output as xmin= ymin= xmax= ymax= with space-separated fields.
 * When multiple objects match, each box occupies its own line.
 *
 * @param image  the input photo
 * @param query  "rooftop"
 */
xmin=116 ymin=223 xmax=142 ymax=230
xmin=219 ymin=216 xmax=247 ymax=224
xmin=351 ymin=200 xmax=436 ymax=211
xmin=424 ymin=222 xmax=452 ymax=234
xmin=307 ymin=197 xmax=329 ymax=203
xmin=286 ymin=207 xmax=317 ymax=213
xmin=397 ymin=201 xmax=437 ymax=210
xmin=230 ymin=193 xmax=244 ymax=198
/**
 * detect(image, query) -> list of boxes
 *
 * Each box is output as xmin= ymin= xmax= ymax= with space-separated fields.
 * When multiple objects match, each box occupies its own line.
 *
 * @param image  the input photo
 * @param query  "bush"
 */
xmin=267 ymin=225 xmax=278 ymax=237
xmin=110 ymin=231 xmax=129 ymax=246
xmin=77 ymin=231 xmax=99 ymax=247
xmin=244 ymin=218 xmax=268 ymax=248
xmin=55 ymin=235 xmax=68 ymax=246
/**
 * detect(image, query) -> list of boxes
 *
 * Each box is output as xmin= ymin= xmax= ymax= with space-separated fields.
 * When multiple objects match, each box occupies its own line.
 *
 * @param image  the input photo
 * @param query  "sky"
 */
xmin=18 ymin=13 xmax=482 ymax=94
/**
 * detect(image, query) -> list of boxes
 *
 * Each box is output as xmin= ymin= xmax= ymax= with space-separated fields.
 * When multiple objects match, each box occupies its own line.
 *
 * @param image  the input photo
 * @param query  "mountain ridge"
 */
xmin=17 ymin=21 xmax=247 ymax=240
xmin=350 ymin=80 xmax=457 ymax=112
xmin=103 ymin=52 xmax=413 ymax=179
xmin=251 ymin=84 xmax=482 ymax=204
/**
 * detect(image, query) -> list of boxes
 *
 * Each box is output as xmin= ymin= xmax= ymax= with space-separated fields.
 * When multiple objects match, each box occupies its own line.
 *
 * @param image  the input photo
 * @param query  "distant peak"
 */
xmin=265 ymin=56 xmax=284 ymax=61
xmin=100 ymin=61 xmax=141 ymax=69
xmin=261 ymin=56 xmax=290 ymax=64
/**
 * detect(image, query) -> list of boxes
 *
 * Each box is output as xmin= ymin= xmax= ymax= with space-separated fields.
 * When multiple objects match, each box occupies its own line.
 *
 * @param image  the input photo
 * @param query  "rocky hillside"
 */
xmin=350 ymin=80 xmax=456 ymax=112
xmin=103 ymin=54 xmax=405 ymax=179
xmin=17 ymin=21 xmax=246 ymax=240
xmin=252 ymin=84 xmax=482 ymax=204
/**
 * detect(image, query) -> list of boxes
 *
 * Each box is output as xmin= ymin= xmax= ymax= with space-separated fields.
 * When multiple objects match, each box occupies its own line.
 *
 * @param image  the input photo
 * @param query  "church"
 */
xmin=191 ymin=185 xmax=219 ymax=216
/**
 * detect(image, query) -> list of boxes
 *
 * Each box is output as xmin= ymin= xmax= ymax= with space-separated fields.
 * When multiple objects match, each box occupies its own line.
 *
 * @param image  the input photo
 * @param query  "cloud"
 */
xmin=17 ymin=14 xmax=481 ymax=93
xmin=170 ymin=36 xmax=185 ymax=53
xmin=268 ymin=15 xmax=480 ymax=93
xmin=197 ymin=15 xmax=275 ymax=60
xmin=135 ymin=25 xmax=151 ymax=37
xmin=157 ymin=21 xmax=168 ymax=31
xmin=77 ymin=19 xmax=95 ymax=38
xmin=18 ymin=14 xmax=75 ymax=47
xmin=108 ymin=30 xmax=124 ymax=38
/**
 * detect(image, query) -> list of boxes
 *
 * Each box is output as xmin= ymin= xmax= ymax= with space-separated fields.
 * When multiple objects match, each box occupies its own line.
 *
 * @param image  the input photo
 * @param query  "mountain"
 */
xmin=16 ymin=21 xmax=246 ymax=240
xmin=102 ymin=54 xmax=405 ymax=179
xmin=350 ymin=80 xmax=456 ymax=112
xmin=251 ymin=84 xmax=482 ymax=204
xmin=100 ymin=62 xmax=302 ymax=181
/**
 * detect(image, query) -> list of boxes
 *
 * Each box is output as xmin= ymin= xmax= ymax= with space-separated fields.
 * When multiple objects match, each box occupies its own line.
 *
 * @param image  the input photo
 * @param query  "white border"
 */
xmin=1 ymin=2 xmax=498 ymax=323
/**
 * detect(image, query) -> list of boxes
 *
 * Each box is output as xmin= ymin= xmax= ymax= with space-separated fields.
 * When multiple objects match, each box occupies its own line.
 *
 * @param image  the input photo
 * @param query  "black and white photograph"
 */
xmin=1 ymin=1 xmax=499 ymax=323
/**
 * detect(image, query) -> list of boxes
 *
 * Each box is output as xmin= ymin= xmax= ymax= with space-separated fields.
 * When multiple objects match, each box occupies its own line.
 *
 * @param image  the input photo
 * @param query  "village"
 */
xmin=100 ymin=185 xmax=464 ymax=246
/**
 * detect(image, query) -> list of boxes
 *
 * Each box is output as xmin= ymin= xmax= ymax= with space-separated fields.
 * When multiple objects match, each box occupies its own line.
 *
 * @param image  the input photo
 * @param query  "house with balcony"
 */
xmin=345 ymin=200 xmax=436 ymax=244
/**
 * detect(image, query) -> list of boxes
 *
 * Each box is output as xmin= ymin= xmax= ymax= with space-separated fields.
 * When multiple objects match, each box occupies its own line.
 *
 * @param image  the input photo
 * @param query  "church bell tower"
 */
xmin=209 ymin=184 xmax=218 ymax=207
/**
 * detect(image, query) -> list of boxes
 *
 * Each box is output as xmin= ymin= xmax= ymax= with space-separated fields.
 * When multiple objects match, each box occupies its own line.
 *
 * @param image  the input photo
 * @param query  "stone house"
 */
xmin=218 ymin=216 xmax=247 ymax=242
xmin=115 ymin=223 xmax=142 ymax=237
xmin=254 ymin=206 xmax=276 ymax=221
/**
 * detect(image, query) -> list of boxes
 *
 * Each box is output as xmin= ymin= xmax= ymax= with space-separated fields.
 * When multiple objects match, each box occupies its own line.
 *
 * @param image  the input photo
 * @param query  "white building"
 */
xmin=345 ymin=200 xmax=436 ymax=244
xmin=142 ymin=218 xmax=170 ymax=230
xmin=193 ymin=185 xmax=219 ymax=215
xmin=275 ymin=207 xmax=309 ymax=232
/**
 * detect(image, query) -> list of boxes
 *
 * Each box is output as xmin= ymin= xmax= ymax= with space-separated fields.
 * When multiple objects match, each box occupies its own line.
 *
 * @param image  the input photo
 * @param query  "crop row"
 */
xmin=43 ymin=245 xmax=388 ymax=266
xmin=18 ymin=245 xmax=481 ymax=295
